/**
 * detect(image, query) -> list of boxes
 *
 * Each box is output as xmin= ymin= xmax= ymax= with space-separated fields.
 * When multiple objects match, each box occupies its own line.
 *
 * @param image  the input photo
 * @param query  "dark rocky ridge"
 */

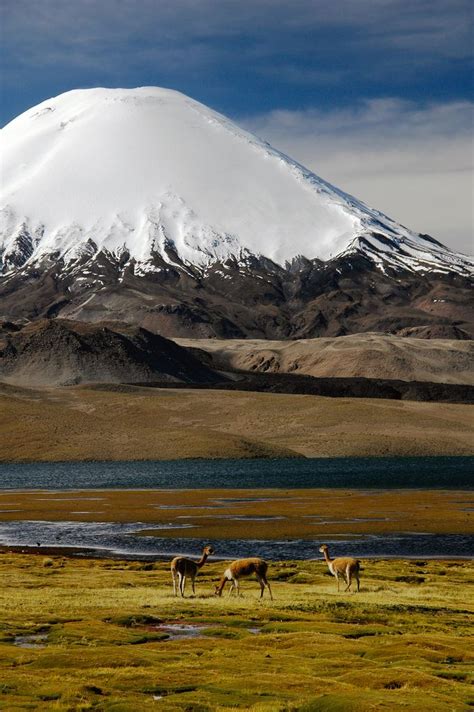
xmin=127 ymin=372 xmax=474 ymax=404
xmin=0 ymin=241 xmax=472 ymax=339
xmin=0 ymin=319 xmax=220 ymax=387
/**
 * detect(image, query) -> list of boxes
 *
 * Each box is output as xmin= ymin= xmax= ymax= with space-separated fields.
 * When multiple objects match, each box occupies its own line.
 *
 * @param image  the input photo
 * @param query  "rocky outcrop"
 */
xmin=0 ymin=318 xmax=220 ymax=387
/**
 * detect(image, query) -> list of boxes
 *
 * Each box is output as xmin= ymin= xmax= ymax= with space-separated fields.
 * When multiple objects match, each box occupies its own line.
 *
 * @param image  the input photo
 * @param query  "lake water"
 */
xmin=0 ymin=456 xmax=472 ymax=558
xmin=0 ymin=456 xmax=473 ymax=490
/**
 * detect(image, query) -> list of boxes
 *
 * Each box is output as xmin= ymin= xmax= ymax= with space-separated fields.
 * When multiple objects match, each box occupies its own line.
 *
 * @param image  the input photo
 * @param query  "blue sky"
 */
xmin=1 ymin=0 xmax=473 ymax=251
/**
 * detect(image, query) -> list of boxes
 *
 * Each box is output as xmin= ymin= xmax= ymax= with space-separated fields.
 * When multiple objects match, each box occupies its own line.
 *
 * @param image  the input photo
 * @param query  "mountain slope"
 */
xmin=0 ymin=319 xmax=219 ymax=386
xmin=175 ymin=333 xmax=474 ymax=385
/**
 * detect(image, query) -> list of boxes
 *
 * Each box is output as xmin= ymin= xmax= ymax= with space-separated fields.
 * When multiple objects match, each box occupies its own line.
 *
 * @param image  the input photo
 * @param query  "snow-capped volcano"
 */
xmin=1 ymin=87 xmax=471 ymax=276
xmin=1 ymin=87 xmax=472 ymax=340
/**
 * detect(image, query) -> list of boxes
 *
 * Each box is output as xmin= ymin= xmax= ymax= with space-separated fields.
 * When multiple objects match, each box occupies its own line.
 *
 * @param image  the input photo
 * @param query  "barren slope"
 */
xmin=0 ymin=383 xmax=471 ymax=461
xmin=0 ymin=319 xmax=219 ymax=387
xmin=176 ymin=333 xmax=474 ymax=385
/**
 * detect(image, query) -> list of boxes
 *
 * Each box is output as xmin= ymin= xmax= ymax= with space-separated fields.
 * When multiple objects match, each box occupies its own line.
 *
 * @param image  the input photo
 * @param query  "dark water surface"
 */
xmin=0 ymin=456 xmax=473 ymax=490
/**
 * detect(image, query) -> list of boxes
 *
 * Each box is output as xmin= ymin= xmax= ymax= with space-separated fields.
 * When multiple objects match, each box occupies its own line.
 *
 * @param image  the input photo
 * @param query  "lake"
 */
xmin=0 ymin=456 xmax=473 ymax=490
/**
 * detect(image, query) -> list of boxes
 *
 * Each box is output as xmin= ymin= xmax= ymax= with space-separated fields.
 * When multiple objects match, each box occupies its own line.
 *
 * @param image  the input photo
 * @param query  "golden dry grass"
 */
xmin=0 ymin=553 xmax=473 ymax=711
xmin=0 ymin=382 xmax=472 ymax=462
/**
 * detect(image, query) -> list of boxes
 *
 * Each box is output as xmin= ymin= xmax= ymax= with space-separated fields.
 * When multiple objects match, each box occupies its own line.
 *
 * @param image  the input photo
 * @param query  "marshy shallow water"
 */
xmin=0 ymin=519 xmax=472 ymax=559
xmin=0 ymin=456 xmax=472 ymax=558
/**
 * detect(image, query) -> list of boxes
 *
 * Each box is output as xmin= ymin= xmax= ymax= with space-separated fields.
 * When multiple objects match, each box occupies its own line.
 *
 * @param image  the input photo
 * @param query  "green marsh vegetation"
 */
xmin=0 ymin=553 xmax=473 ymax=711
xmin=0 ymin=488 xmax=472 ymax=537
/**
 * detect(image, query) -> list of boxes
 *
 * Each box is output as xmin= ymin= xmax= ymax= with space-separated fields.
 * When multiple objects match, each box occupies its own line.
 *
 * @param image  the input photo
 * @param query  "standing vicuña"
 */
xmin=171 ymin=545 xmax=214 ymax=597
xmin=319 ymin=544 xmax=360 ymax=592
xmin=214 ymin=558 xmax=273 ymax=599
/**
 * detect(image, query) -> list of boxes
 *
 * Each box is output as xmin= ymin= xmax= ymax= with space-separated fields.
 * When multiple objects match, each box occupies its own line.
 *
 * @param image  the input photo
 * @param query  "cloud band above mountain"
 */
xmin=244 ymin=99 xmax=474 ymax=254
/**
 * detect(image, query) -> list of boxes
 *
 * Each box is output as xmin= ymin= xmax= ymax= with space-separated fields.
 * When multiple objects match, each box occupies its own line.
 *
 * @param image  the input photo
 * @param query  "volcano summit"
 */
xmin=0 ymin=87 xmax=472 ymax=338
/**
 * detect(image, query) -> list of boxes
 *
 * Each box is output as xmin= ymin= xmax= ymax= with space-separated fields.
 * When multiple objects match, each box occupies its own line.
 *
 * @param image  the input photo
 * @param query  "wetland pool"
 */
xmin=0 ymin=519 xmax=472 ymax=559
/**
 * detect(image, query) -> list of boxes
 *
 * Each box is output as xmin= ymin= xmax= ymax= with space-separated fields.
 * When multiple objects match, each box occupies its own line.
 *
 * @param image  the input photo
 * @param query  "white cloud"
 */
xmin=243 ymin=99 xmax=474 ymax=255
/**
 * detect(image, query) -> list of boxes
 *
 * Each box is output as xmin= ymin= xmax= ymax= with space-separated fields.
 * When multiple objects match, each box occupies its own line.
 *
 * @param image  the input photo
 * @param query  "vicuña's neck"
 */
xmin=197 ymin=552 xmax=209 ymax=568
xmin=216 ymin=577 xmax=227 ymax=595
xmin=323 ymin=550 xmax=332 ymax=564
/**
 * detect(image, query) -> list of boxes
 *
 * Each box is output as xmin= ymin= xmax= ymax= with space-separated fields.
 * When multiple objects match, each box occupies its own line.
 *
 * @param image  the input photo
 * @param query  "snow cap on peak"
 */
xmin=1 ymin=86 xmax=471 ymax=276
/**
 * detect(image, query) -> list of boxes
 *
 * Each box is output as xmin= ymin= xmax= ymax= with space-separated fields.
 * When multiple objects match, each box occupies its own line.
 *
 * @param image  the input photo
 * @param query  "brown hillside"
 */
xmin=0 ymin=319 xmax=219 ymax=387
xmin=175 ymin=333 xmax=474 ymax=385
xmin=0 ymin=383 xmax=472 ymax=462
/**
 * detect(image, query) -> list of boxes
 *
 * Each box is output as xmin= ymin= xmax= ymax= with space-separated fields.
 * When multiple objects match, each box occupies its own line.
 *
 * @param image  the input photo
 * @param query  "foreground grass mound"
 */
xmin=0 ymin=554 xmax=473 ymax=711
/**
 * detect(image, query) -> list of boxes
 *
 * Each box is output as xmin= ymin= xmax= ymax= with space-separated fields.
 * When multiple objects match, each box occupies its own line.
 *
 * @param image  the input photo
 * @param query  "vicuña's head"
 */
xmin=319 ymin=544 xmax=328 ymax=553
xmin=203 ymin=545 xmax=214 ymax=556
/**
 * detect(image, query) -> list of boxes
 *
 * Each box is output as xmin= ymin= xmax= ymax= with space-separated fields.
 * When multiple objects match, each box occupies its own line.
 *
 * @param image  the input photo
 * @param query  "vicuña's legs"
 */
xmin=228 ymin=578 xmax=241 ymax=596
xmin=264 ymin=577 xmax=273 ymax=600
xmin=172 ymin=571 xmax=178 ymax=597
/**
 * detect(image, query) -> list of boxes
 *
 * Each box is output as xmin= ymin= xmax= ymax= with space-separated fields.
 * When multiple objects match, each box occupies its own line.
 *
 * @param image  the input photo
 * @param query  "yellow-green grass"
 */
xmin=0 ymin=553 xmax=473 ymax=711
xmin=0 ymin=382 xmax=473 ymax=462
xmin=0 ymin=488 xmax=473 ymax=538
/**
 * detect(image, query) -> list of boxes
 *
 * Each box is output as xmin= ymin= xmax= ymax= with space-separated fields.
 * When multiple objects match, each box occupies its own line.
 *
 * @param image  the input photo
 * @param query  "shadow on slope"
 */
xmin=0 ymin=319 xmax=220 ymax=387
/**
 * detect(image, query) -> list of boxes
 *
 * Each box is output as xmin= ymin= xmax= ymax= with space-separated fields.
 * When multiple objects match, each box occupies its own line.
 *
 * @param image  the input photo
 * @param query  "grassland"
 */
xmin=0 ymin=382 xmax=472 ymax=462
xmin=0 ymin=553 xmax=473 ymax=711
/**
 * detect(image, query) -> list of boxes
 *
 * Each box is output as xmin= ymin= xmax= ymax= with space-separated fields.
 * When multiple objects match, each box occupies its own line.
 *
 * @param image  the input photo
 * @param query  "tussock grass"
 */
xmin=0 ymin=553 xmax=472 ymax=710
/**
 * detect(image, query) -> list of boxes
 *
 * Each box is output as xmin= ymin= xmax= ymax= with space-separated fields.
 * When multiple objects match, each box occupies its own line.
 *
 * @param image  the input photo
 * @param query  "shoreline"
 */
xmin=1 ymin=545 xmax=473 ymax=562
xmin=1 ymin=489 xmax=473 ymax=558
xmin=1 ymin=487 xmax=473 ymax=531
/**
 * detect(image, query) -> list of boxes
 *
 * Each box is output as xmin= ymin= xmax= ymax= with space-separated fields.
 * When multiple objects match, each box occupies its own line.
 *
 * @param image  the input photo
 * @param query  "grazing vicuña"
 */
xmin=215 ymin=557 xmax=273 ymax=599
